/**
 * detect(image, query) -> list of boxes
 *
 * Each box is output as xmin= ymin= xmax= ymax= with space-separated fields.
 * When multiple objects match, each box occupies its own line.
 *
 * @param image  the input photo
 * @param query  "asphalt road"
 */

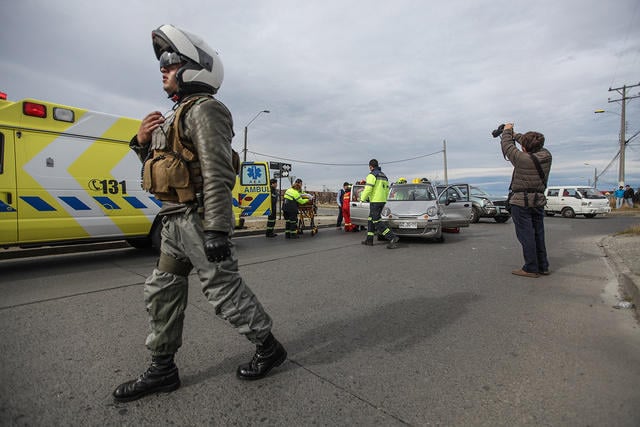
xmin=1 ymin=215 xmax=639 ymax=426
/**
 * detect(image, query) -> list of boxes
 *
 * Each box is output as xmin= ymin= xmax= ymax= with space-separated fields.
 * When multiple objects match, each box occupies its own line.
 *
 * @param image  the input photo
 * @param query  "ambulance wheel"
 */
xmin=126 ymin=237 xmax=152 ymax=249
xmin=150 ymin=220 xmax=163 ymax=252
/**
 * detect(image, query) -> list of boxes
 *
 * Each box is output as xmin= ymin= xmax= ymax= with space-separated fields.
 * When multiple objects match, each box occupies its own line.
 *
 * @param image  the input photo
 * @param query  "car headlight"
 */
xmin=482 ymin=198 xmax=494 ymax=207
xmin=427 ymin=206 xmax=437 ymax=216
xmin=381 ymin=207 xmax=391 ymax=217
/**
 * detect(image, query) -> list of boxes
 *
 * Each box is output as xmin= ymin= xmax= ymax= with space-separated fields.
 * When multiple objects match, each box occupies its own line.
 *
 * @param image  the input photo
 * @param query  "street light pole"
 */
xmin=584 ymin=163 xmax=597 ymax=188
xmin=243 ymin=110 xmax=270 ymax=162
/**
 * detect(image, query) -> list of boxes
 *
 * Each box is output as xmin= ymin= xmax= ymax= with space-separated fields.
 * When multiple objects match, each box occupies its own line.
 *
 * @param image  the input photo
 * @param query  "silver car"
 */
xmin=349 ymin=181 xmax=472 ymax=242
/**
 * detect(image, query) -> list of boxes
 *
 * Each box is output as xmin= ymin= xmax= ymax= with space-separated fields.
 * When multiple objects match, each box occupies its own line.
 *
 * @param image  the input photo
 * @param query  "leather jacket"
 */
xmin=131 ymin=94 xmax=236 ymax=233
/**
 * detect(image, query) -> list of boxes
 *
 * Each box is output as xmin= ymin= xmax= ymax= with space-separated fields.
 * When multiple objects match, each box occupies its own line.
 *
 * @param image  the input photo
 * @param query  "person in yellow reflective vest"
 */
xmin=360 ymin=159 xmax=399 ymax=249
xmin=283 ymin=178 xmax=311 ymax=239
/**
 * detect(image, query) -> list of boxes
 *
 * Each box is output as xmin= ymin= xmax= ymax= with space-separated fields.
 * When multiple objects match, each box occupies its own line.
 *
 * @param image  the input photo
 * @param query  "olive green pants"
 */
xmin=144 ymin=209 xmax=273 ymax=355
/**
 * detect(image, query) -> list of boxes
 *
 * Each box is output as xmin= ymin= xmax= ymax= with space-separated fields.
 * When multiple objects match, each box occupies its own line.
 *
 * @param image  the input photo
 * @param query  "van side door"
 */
xmin=545 ymin=188 xmax=560 ymax=212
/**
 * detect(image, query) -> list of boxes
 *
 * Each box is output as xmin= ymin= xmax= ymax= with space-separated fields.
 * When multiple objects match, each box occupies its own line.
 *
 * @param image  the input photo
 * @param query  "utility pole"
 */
xmin=442 ymin=140 xmax=448 ymax=185
xmin=607 ymin=82 xmax=640 ymax=186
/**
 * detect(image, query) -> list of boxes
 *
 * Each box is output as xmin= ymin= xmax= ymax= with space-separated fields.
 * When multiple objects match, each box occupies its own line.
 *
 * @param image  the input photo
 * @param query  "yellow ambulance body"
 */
xmin=232 ymin=161 xmax=273 ymax=227
xmin=0 ymin=96 xmax=272 ymax=250
xmin=0 ymin=96 xmax=164 ymax=249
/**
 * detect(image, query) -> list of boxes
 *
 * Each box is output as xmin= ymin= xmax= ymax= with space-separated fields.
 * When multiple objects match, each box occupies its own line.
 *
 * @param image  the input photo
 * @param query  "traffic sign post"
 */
xmin=270 ymin=163 xmax=292 ymax=220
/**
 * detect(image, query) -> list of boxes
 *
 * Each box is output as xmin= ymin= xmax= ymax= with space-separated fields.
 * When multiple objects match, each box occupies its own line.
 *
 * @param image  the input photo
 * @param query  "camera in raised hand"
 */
xmin=491 ymin=124 xmax=505 ymax=138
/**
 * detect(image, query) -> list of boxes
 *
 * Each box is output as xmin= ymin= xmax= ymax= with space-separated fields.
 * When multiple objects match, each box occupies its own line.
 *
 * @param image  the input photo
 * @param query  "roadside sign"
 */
xmin=281 ymin=163 xmax=291 ymax=172
xmin=270 ymin=161 xmax=282 ymax=170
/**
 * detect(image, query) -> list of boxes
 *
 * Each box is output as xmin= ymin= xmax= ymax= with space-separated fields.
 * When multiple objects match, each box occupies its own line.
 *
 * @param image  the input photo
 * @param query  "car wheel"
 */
xmin=494 ymin=216 xmax=510 ymax=223
xmin=584 ymin=213 xmax=597 ymax=218
xmin=561 ymin=207 xmax=576 ymax=218
xmin=470 ymin=207 xmax=480 ymax=223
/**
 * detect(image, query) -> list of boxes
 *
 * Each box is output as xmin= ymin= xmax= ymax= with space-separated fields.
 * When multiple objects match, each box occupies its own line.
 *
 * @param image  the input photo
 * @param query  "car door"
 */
xmin=349 ymin=184 xmax=369 ymax=226
xmin=438 ymin=184 xmax=472 ymax=228
xmin=0 ymin=130 xmax=18 ymax=245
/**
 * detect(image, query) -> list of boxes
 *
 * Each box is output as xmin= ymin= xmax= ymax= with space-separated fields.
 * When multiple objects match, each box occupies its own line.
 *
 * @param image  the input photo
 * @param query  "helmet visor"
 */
xmin=159 ymin=51 xmax=182 ymax=68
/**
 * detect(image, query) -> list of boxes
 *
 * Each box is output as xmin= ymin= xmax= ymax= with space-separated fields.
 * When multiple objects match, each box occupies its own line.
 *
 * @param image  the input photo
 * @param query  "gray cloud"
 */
xmin=1 ymin=0 xmax=639 ymax=194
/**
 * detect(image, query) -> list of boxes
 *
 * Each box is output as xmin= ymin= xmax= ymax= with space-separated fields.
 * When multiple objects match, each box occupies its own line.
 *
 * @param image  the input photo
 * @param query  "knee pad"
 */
xmin=157 ymin=252 xmax=193 ymax=277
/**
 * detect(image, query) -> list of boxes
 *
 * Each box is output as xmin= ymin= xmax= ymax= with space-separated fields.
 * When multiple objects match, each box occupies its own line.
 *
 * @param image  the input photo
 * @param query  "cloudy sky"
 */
xmin=2 ymin=0 xmax=639 ymax=194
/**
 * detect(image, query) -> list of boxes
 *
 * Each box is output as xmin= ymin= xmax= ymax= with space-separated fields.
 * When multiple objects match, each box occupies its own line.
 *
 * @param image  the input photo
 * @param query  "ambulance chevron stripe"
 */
xmin=22 ymin=112 xmax=125 ymax=235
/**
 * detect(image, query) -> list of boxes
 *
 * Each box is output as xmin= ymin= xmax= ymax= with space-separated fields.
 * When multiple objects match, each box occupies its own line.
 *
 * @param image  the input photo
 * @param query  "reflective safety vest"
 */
xmin=284 ymin=187 xmax=309 ymax=205
xmin=360 ymin=168 xmax=389 ymax=203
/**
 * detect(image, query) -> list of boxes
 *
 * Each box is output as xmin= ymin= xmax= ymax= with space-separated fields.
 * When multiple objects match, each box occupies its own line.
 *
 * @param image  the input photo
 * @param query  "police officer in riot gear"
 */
xmin=113 ymin=24 xmax=286 ymax=403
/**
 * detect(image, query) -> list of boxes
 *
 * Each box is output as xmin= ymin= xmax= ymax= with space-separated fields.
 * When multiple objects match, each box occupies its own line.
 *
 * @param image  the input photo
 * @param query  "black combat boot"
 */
xmin=361 ymin=238 xmax=373 ymax=246
xmin=113 ymin=354 xmax=180 ymax=402
xmin=386 ymin=235 xmax=399 ymax=249
xmin=236 ymin=333 xmax=287 ymax=380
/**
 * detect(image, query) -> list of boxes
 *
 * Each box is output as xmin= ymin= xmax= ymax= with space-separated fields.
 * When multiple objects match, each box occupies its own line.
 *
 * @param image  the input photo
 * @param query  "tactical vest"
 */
xmin=142 ymin=96 xmax=240 ymax=203
xmin=142 ymin=96 xmax=203 ymax=203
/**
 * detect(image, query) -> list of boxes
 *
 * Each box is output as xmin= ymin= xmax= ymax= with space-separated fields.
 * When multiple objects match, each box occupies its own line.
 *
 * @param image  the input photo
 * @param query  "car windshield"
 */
xmin=578 ymin=188 xmax=606 ymax=199
xmin=470 ymin=186 xmax=491 ymax=198
xmin=388 ymin=184 xmax=436 ymax=201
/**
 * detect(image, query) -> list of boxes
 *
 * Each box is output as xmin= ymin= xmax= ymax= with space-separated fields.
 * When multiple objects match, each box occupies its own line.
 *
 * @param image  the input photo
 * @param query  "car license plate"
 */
xmin=398 ymin=221 xmax=417 ymax=229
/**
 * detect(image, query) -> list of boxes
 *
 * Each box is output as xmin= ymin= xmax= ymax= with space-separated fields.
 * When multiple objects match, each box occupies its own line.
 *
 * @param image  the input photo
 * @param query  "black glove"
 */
xmin=203 ymin=231 xmax=232 ymax=263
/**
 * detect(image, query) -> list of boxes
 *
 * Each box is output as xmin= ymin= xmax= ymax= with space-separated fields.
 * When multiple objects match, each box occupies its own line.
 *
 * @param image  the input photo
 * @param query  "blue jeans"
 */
xmin=510 ymin=205 xmax=549 ymax=274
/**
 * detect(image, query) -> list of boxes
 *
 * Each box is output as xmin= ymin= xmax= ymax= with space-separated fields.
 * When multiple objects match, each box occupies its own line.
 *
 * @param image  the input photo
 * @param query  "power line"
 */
xmin=246 ymin=149 xmax=444 ymax=167
xmin=609 ymin=0 xmax=640 ymax=87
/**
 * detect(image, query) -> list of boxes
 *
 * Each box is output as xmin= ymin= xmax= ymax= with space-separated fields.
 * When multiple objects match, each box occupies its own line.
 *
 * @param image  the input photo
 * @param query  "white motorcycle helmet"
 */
xmin=152 ymin=24 xmax=224 ymax=96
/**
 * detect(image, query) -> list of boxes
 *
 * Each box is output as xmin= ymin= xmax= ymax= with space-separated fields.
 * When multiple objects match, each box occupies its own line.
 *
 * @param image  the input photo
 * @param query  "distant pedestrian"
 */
xmin=336 ymin=182 xmax=349 ymax=227
xmin=614 ymin=186 xmax=625 ymax=209
xmin=266 ymin=178 xmax=279 ymax=237
xmin=623 ymin=185 xmax=634 ymax=208
xmin=360 ymin=159 xmax=399 ymax=249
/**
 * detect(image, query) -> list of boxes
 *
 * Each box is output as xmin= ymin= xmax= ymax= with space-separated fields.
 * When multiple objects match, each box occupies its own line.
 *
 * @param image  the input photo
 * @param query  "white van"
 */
xmin=544 ymin=186 xmax=611 ymax=218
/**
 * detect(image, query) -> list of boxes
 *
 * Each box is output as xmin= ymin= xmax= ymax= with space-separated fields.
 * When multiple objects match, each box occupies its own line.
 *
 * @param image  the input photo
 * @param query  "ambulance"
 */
xmin=0 ymin=94 xmax=271 ymax=250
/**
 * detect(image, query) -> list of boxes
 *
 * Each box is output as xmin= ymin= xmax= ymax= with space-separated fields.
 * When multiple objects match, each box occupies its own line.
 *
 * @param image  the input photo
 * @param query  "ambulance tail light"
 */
xmin=23 ymin=102 xmax=47 ymax=118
